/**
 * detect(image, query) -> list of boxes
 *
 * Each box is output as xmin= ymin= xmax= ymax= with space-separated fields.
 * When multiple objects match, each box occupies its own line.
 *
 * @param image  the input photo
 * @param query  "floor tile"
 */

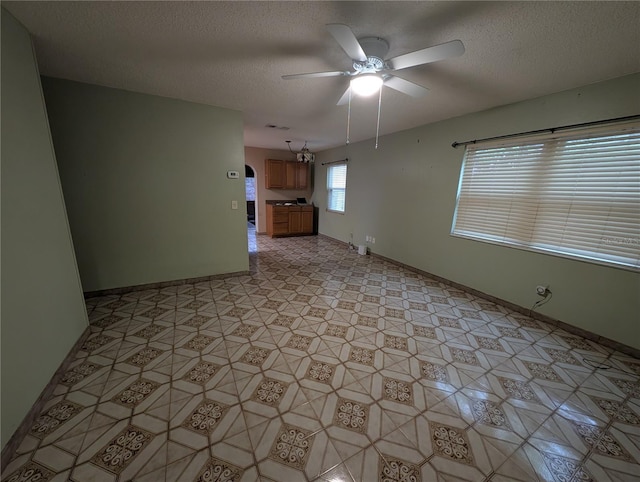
xmin=3 ymin=228 xmax=639 ymax=481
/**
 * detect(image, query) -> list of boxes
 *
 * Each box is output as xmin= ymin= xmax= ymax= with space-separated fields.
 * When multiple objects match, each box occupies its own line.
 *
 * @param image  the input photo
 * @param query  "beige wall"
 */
xmin=244 ymin=147 xmax=314 ymax=233
xmin=42 ymin=78 xmax=248 ymax=292
xmin=1 ymin=10 xmax=88 ymax=449
xmin=315 ymin=73 xmax=640 ymax=350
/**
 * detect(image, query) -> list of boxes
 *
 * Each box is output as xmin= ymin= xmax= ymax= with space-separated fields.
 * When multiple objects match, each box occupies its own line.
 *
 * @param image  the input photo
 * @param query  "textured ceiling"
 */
xmin=4 ymin=1 xmax=640 ymax=152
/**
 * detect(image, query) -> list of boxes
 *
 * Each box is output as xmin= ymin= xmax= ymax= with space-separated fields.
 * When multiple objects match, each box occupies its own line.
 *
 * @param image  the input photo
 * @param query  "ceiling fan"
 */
xmin=282 ymin=24 xmax=465 ymax=104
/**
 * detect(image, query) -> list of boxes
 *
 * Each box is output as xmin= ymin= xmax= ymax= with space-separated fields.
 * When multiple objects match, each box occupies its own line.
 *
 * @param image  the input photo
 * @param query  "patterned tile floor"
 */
xmin=3 ymin=229 xmax=640 ymax=481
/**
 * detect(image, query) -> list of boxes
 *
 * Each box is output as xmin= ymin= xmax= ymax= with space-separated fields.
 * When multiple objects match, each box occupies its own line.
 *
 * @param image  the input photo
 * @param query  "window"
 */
xmin=451 ymin=120 xmax=640 ymax=271
xmin=327 ymin=163 xmax=347 ymax=213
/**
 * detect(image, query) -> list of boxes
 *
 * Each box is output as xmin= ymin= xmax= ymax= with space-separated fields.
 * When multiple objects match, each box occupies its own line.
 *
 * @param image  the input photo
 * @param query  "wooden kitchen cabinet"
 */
xmin=288 ymin=210 xmax=301 ymax=233
xmin=266 ymin=203 xmax=314 ymax=237
xmin=269 ymin=205 xmax=289 ymax=235
xmin=301 ymin=208 xmax=313 ymax=233
xmin=265 ymin=159 xmax=285 ymax=189
xmin=296 ymin=162 xmax=309 ymax=190
xmin=285 ymin=162 xmax=297 ymax=189
xmin=265 ymin=159 xmax=309 ymax=190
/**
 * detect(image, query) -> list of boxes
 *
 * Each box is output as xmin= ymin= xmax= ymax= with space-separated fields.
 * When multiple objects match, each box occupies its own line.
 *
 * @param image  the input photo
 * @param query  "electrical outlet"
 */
xmin=371 ymin=237 xmax=375 ymax=244
xmin=536 ymin=285 xmax=550 ymax=296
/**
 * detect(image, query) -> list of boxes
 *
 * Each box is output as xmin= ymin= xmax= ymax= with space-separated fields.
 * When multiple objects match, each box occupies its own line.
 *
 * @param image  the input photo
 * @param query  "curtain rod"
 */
xmin=321 ymin=158 xmax=349 ymax=166
xmin=451 ymin=114 xmax=640 ymax=148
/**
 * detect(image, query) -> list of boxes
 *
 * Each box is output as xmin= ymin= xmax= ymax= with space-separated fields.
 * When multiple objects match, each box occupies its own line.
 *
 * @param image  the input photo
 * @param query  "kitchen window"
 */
xmin=451 ymin=120 xmax=640 ymax=271
xmin=327 ymin=163 xmax=347 ymax=213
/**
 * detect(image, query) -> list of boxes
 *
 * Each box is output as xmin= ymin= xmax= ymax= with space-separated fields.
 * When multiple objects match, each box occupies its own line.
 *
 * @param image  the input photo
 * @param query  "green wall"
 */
xmin=42 ymin=78 xmax=249 ymax=292
xmin=315 ymin=74 xmax=640 ymax=350
xmin=1 ymin=10 xmax=88 ymax=449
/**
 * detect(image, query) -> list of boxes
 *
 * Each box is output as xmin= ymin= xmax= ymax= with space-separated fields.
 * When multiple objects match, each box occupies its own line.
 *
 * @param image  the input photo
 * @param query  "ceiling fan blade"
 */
xmin=384 ymin=76 xmax=429 ymax=97
xmin=326 ymin=24 xmax=367 ymax=62
xmin=282 ymin=71 xmax=349 ymax=80
xmin=336 ymin=87 xmax=351 ymax=105
xmin=387 ymin=39 xmax=465 ymax=71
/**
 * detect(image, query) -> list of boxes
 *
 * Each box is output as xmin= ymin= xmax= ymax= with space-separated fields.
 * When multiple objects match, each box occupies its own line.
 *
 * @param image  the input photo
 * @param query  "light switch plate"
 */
xmin=231 ymin=200 xmax=238 ymax=210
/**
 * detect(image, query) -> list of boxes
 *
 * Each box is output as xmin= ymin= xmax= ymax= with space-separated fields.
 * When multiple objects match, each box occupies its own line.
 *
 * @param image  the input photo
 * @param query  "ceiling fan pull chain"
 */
xmin=346 ymin=88 xmax=352 ymax=145
xmin=375 ymin=86 xmax=383 ymax=149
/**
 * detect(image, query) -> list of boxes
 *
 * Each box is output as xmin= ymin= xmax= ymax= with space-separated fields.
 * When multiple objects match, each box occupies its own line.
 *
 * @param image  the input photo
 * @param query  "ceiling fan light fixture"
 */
xmin=350 ymin=74 xmax=383 ymax=97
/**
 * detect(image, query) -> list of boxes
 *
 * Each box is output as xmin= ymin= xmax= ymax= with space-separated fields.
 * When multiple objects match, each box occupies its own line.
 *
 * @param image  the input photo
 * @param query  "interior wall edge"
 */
xmin=83 ymin=270 xmax=252 ymax=299
xmin=0 ymin=327 xmax=92 ymax=469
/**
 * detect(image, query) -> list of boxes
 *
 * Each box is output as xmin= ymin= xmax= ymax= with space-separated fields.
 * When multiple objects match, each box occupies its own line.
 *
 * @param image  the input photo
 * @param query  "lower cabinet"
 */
xmin=301 ymin=209 xmax=313 ymax=233
xmin=289 ymin=210 xmax=301 ymax=233
xmin=266 ymin=204 xmax=314 ymax=237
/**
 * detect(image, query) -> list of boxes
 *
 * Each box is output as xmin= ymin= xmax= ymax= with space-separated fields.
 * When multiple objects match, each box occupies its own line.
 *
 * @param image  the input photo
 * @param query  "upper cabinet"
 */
xmin=265 ymin=159 xmax=286 ymax=188
xmin=285 ymin=161 xmax=297 ymax=189
xmin=265 ymin=159 xmax=308 ymax=190
xmin=296 ymin=162 xmax=309 ymax=190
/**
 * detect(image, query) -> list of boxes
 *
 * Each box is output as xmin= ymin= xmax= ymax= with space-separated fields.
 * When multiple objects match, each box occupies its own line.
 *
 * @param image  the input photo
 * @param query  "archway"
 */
xmin=245 ymin=165 xmax=257 ymax=253
xmin=245 ymin=165 xmax=256 ymax=225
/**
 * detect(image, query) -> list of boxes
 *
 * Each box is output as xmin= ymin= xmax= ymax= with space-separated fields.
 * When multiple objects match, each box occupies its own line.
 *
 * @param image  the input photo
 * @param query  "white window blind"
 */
xmin=451 ymin=120 xmax=640 ymax=271
xmin=327 ymin=163 xmax=347 ymax=213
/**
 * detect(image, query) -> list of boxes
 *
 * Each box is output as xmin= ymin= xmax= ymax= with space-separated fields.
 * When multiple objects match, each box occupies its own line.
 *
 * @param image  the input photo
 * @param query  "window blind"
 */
xmin=327 ymin=163 xmax=347 ymax=213
xmin=451 ymin=120 xmax=640 ymax=271
xmin=327 ymin=164 xmax=347 ymax=213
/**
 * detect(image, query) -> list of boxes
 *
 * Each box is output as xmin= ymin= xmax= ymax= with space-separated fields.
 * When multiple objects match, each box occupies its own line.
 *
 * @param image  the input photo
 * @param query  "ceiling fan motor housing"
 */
xmin=353 ymin=37 xmax=389 ymax=73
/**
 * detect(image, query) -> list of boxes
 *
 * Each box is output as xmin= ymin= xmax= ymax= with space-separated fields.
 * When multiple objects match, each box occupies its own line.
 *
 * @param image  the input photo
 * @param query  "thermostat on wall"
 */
xmin=227 ymin=170 xmax=239 ymax=179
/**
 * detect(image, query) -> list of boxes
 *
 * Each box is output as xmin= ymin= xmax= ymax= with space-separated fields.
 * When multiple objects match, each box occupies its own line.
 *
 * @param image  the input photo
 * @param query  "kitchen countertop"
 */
xmin=265 ymin=200 xmax=312 ymax=206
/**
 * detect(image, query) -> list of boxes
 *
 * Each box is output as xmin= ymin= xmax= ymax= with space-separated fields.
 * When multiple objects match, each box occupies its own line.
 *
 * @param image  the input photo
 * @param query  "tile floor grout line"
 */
xmin=4 ymin=232 xmax=639 ymax=481
xmin=221 ymin=326 xmax=269 ymax=477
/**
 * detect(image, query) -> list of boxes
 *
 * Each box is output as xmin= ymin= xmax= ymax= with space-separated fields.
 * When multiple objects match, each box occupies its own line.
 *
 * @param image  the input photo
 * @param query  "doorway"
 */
xmin=245 ymin=165 xmax=256 ymax=225
xmin=245 ymin=165 xmax=257 ymax=252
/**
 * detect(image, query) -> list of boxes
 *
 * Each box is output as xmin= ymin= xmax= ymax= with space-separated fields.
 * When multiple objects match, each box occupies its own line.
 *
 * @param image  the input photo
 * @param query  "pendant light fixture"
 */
xmin=286 ymin=140 xmax=315 ymax=162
